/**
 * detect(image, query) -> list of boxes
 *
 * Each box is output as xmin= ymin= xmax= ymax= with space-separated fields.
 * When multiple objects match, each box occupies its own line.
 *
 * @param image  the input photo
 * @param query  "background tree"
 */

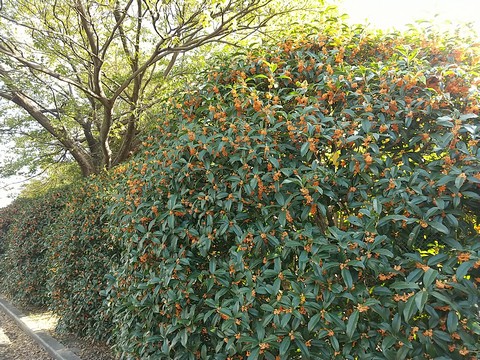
xmin=0 ymin=0 xmax=322 ymax=176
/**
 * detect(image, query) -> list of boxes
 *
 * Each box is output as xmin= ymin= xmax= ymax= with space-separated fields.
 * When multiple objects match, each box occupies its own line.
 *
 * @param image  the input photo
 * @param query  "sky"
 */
xmin=0 ymin=0 xmax=479 ymax=208
xmin=0 ymin=144 xmax=24 ymax=208
xmin=337 ymin=0 xmax=480 ymax=34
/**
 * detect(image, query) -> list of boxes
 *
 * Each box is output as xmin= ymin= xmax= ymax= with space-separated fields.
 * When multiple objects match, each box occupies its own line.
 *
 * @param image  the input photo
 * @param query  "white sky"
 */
xmin=0 ymin=176 xmax=25 ymax=207
xmin=0 ymin=0 xmax=479 ymax=208
xmin=337 ymin=0 xmax=480 ymax=35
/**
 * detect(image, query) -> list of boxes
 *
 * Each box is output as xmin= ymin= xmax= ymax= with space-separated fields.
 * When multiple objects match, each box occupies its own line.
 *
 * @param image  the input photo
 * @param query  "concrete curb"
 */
xmin=0 ymin=296 xmax=82 ymax=360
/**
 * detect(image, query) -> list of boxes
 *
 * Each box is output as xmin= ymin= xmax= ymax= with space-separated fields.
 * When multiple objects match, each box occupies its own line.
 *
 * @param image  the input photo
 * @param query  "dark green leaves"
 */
xmin=423 ymin=269 xmax=438 ymax=288
xmin=346 ymin=310 xmax=359 ymax=339
xmin=427 ymin=220 xmax=449 ymax=235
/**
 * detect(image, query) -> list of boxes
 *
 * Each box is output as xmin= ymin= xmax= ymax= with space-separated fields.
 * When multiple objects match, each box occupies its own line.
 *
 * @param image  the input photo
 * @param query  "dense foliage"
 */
xmin=104 ymin=26 xmax=480 ymax=359
xmin=0 ymin=190 xmax=68 ymax=306
xmin=46 ymin=177 xmax=120 ymax=339
xmin=0 ymin=23 xmax=479 ymax=360
xmin=0 ymin=178 xmax=120 ymax=340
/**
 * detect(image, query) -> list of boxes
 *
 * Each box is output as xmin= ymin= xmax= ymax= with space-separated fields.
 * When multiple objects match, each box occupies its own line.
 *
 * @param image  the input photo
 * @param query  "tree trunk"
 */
xmin=100 ymin=104 xmax=114 ymax=170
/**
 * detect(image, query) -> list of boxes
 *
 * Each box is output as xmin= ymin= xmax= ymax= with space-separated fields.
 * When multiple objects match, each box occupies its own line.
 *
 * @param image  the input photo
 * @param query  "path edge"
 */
xmin=0 ymin=296 xmax=82 ymax=360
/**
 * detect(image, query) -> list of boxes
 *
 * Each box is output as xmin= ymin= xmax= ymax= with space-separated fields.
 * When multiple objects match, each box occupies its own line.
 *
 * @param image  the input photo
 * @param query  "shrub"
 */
xmin=104 ymin=25 xmax=480 ymax=359
xmin=0 ymin=173 xmax=121 ymax=340
xmin=0 ymin=190 xmax=69 ymax=306
xmin=0 ymin=200 xmax=20 ymax=253
xmin=46 ymin=175 xmax=121 ymax=340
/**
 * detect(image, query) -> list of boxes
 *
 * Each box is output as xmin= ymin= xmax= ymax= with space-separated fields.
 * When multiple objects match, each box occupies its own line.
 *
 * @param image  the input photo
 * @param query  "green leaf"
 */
xmin=462 ymin=191 xmax=480 ymax=199
xmin=308 ymin=313 xmax=321 ymax=332
xmin=373 ymin=198 xmax=382 ymax=214
xmin=346 ymin=310 xmax=359 ymax=339
xmin=281 ymin=313 xmax=292 ymax=328
xmin=430 ymin=291 xmax=457 ymax=310
xmin=446 ymin=311 xmax=458 ymax=333
xmin=135 ymin=224 xmax=146 ymax=233
xmin=279 ymin=336 xmax=291 ymax=355
xmin=346 ymin=260 xmax=365 ymax=269
xmin=454 ymin=174 xmax=466 ymax=189
xmin=373 ymin=248 xmax=394 ymax=257
xmin=341 ymin=268 xmax=353 ymax=289
xmin=300 ymin=141 xmax=309 ymax=156
xmin=456 ymin=260 xmax=473 ymax=279
xmin=255 ymin=321 xmax=265 ymax=340
xmin=180 ymin=329 xmax=188 ymax=347
xmin=378 ymin=215 xmax=409 ymax=227
xmin=209 ymin=260 xmax=216 ymax=274
xmin=278 ymin=211 xmax=286 ymax=227
xmin=269 ymin=156 xmax=280 ymax=169
xmin=247 ymin=347 xmax=260 ymax=360
xmin=423 ymin=268 xmax=438 ymax=288
xmin=469 ymin=321 xmax=480 ymax=335
xmin=348 ymin=216 xmax=363 ymax=227
xmin=373 ymin=286 xmax=393 ymax=296
xmin=433 ymin=330 xmax=452 ymax=344
xmin=427 ymin=220 xmax=449 ymax=234
xmin=261 ymin=304 xmax=274 ymax=312
xmin=396 ymin=345 xmax=410 ymax=360
xmin=403 ymin=295 xmax=417 ymax=322
xmin=414 ymin=290 xmax=428 ymax=313
xmin=381 ymin=335 xmax=397 ymax=353
xmin=427 ymin=253 xmax=449 ymax=266
xmin=295 ymin=338 xmax=310 ymax=357
xmin=330 ymin=335 xmax=340 ymax=352
xmin=459 ymin=113 xmax=478 ymax=120
xmin=390 ymin=281 xmax=420 ymax=290
xmin=361 ymin=119 xmax=372 ymax=132
xmin=392 ymin=313 xmax=401 ymax=334
xmin=275 ymin=192 xmax=285 ymax=206
xmin=168 ymin=214 xmax=175 ymax=228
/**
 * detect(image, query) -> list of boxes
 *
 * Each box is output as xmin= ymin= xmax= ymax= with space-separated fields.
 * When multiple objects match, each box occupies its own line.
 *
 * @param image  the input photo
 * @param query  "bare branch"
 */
xmin=0 ymin=46 xmax=101 ymax=100
xmin=101 ymin=0 xmax=135 ymax=60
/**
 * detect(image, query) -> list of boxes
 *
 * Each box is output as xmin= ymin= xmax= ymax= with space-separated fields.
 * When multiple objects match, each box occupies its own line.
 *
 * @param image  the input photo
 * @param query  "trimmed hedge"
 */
xmin=104 ymin=26 xmax=480 ymax=359
xmin=46 ymin=176 xmax=120 ymax=339
xmin=0 ymin=190 xmax=69 ymax=306
xmin=0 ymin=177 xmax=120 ymax=341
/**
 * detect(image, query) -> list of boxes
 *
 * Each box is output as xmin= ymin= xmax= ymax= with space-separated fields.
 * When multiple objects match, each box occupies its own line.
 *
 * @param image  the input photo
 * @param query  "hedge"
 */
xmin=0 ymin=177 xmax=121 ymax=341
xmin=103 ymin=26 xmax=480 ymax=359
xmin=0 ymin=190 xmax=69 ymax=307
xmin=46 ymin=176 xmax=121 ymax=339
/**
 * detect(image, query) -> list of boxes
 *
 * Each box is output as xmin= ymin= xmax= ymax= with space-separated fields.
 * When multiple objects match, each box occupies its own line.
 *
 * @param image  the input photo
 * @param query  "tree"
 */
xmin=0 ymin=0 xmax=320 ymax=176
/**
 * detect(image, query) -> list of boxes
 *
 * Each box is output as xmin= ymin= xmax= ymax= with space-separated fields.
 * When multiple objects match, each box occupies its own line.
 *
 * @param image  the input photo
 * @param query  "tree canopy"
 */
xmin=0 ymin=0 xmax=321 ymax=176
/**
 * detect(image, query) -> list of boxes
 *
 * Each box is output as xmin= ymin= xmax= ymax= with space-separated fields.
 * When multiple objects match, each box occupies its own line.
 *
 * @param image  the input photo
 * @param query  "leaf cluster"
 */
xmin=0 ymin=190 xmax=69 ymax=306
xmin=102 ymin=25 xmax=480 ymax=359
xmin=45 ymin=175 xmax=121 ymax=339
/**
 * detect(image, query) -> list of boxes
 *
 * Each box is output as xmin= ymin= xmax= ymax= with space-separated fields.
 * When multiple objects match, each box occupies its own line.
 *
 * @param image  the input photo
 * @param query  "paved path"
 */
xmin=0 ymin=326 xmax=11 ymax=346
xmin=0 ymin=309 xmax=53 ymax=360
xmin=0 ymin=297 xmax=81 ymax=360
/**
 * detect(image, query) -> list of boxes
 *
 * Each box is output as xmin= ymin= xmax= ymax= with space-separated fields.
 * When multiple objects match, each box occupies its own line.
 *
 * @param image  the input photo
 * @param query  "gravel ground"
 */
xmin=0 ymin=310 xmax=53 ymax=360
xmin=0 ymin=298 xmax=116 ymax=360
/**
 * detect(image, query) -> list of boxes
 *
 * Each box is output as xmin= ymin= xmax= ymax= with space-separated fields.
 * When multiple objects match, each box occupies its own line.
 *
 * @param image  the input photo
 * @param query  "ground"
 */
xmin=0 ymin=296 xmax=114 ymax=360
